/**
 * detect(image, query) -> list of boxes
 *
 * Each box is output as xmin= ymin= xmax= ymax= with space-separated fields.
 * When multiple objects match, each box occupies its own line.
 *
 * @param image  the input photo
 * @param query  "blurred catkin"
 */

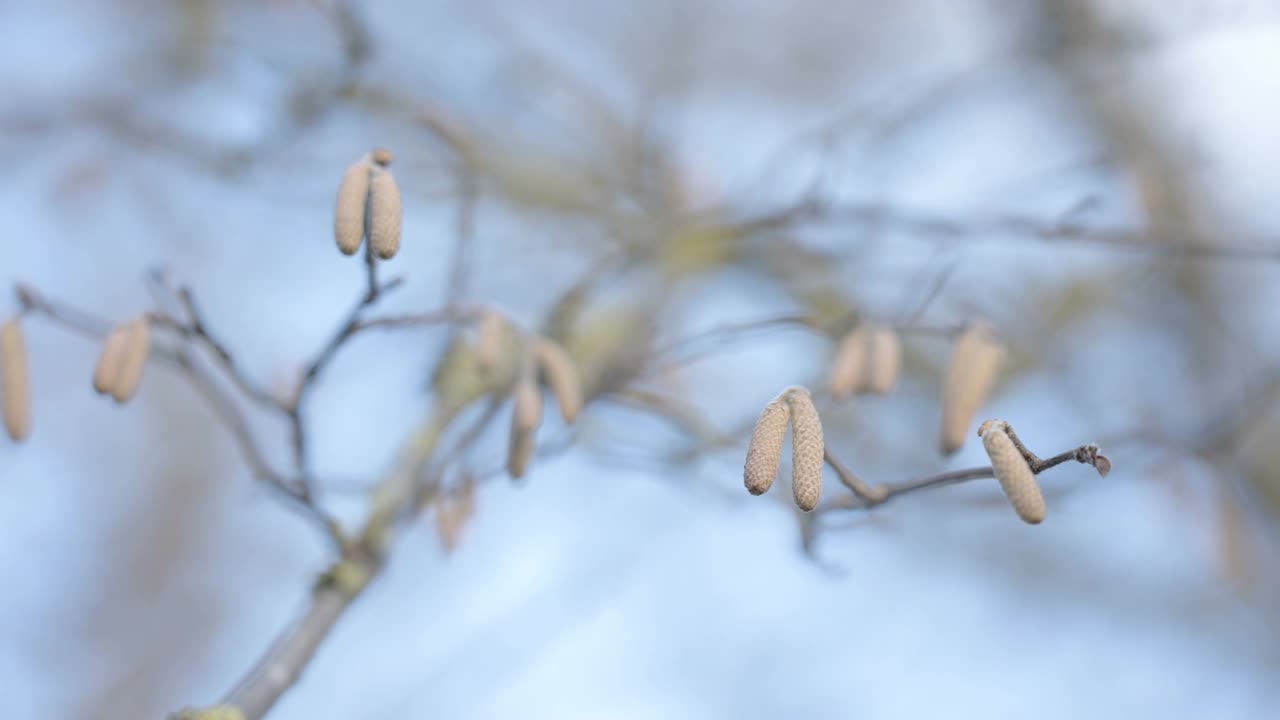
xmin=111 ymin=318 xmax=151 ymax=403
xmin=978 ymin=419 xmax=1045 ymax=524
xmin=475 ymin=310 xmax=506 ymax=370
xmin=92 ymin=325 xmax=129 ymax=395
xmin=368 ymin=165 xmax=402 ymax=260
xmin=786 ymin=387 xmax=824 ymax=512
xmin=744 ymin=391 xmax=791 ymax=496
xmin=535 ymin=337 xmax=583 ymax=423
xmin=508 ymin=348 xmax=543 ymax=479
xmin=829 ymin=326 xmax=868 ymax=399
xmin=334 ymin=157 xmax=371 ymax=256
xmin=1 ymin=318 xmax=31 ymax=442
xmin=940 ymin=322 xmax=1004 ymax=454
xmin=867 ymin=327 xmax=900 ymax=395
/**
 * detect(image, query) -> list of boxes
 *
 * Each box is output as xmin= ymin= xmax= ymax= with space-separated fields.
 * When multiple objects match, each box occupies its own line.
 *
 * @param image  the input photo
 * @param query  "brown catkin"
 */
xmin=334 ymin=158 xmax=371 ymax=256
xmin=743 ymin=391 xmax=791 ymax=496
xmin=535 ymin=337 xmax=583 ymax=423
xmin=92 ymin=325 xmax=130 ymax=395
xmin=867 ymin=327 xmax=901 ymax=395
xmin=508 ymin=348 xmax=543 ymax=479
xmin=940 ymin=321 xmax=1004 ymax=454
xmin=828 ymin=327 xmax=868 ymax=400
xmin=111 ymin=318 xmax=151 ymax=403
xmin=785 ymin=387 xmax=824 ymax=512
xmin=978 ymin=419 xmax=1045 ymax=524
xmin=1 ymin=318 xmax=31 ymax=442
xmin=368 ymin=165 xmax=402 ymax=260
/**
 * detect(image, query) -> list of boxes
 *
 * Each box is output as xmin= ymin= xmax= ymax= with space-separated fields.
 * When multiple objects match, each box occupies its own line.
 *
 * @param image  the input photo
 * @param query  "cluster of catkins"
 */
xmin=335 ymin=147 xmax=402 ymax=259
xmin=744 ymin=320 xmax=1050 ymax=523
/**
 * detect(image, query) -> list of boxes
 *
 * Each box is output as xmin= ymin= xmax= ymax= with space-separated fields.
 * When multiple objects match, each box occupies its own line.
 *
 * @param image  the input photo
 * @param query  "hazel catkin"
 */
xmin=368 ymin=165 xmax=402 ymax=260
xmin=867 ymin=327 xmax=901 ymax=395
xmin=785 ymin=387 xmax=824 ymax=512
xmin=828 ymin=326 xmax=868 ymax=400
xmin=475 ymin=310 xmax=506 ymax=370
xmin=978 ymin=419 xmax=1045 ymax=524
xmin=744 ymin=390 xmax=791 ymax=496
xmin=92 ymin=325 xmax=130 ymax=395
xmin=535 ymin=337 xmax=583 ymax=423
xmin=111 ymin=318 xmax=151 ymax=403
xmin=940 ymin=321 xmax=1004 ymax=454
xmin=507 ymin=348 xmax=543 ymax=479
xmin=334 ymin=157 xmax=371 ymax=256
xmin=1 ymin=318 xmax=31 ymax=442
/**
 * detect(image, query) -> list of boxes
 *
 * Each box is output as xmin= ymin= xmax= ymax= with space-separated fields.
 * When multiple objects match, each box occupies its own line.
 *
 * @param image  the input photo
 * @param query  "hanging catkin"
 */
xmin=940 ymin=321 xmax=1004 ymax=454
xmin=475 ymin=310 xmax=506 ymax=370
xmin=828 ymin=326 xmax=868 ymax=400
xmin=785 ymin=387 xmax=824 ymax=512
xmin=334 ymin=157 xmax=371 ymax=256
xmin=535 ymin=337 xmax=583 ymax=423
xmin=744 ymin=390 xmax=791 ymax=496
xmin=978 ymin=419 xmax=1045 ymax=524
xmin=1 ymin=318 xmax=31 ymax=442
xmin=92 ymin=325 xmax=130 ymax=395
xmin=867 ymin=327 xmax=901 ymax=395
xmin=111 ymin=318 xmax=151 ymax=403
xmin=507 ymin=346 xmax=543 ymax=479
xmin=368 ymin=165 xmax=402 ymax=260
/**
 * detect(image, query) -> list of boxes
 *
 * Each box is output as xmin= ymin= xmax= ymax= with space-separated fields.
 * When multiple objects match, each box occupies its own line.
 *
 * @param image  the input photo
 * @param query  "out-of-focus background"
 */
xmin=4 ymin=1 xmax=1280 ymax=718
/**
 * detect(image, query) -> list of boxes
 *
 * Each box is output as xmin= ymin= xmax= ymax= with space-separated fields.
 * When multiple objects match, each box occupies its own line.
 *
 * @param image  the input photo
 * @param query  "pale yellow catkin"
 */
xmin=334 ymin=158 xmax=371 ymax=256
xmin=828 ymin=327 xmax=867 ymax=400
xmin=743 ymin=391 xmax=791 ymax=496
xmin=535 ymin=337 xmax=583 ymax=423
xmin=475 ymin=310 xmax=506 ymax=370
xmin=978 ymin=419 xmax=1045 ymax=524
xmin=507 ymin=419 xmax=536 ymax=479
xmin=867 ymin=327 xmax=901 ymax=395
xmin=111 ymin=318 xmax=151 ymax=403
xmin=940 ymin=322 xmax=1004 ymax=454
xmin=92 ymin=325 xmax=130 ymax=395
xmin=1 ymin=318 xmax=31 ymax=442
xmin=785 ymin=387 xmax=824 ymax=512
xmin=368 ymin=165 xmax=402 ymax=260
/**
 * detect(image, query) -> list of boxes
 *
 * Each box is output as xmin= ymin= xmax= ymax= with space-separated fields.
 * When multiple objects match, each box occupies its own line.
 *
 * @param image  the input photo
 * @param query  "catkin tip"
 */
xmin=368 ymin=167 xmax=403 ymax=260
xmin=1 ymin=318 xmax=32 ymax=442
xmin=785 ymin=388 xmax=824 ymax=512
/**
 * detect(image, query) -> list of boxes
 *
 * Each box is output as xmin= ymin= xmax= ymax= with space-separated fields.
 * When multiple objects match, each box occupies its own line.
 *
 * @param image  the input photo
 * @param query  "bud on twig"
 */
xmin=1 ymin=318 xmax=31 ymax=442
xmin=940 ymin=321 xmax=1003 ymax=454
xmin=978 ymin=419 xmax=1045 ymax=524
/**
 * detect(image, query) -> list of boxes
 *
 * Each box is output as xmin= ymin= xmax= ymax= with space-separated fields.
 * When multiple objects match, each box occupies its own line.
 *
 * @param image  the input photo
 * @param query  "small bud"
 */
xmin=744 ymin=390 xmax=791 ymax=496
xmin=978 ymin=419 xmax=1045 ymax=524
xmin=371 ymin=147 xmax=394 ymax=167
xmin=940 ymin=321 xmax=1004 ymax=454
xmin=92 ymin=325 xmax=130 ymax=395
xmin=535 ymin=337 xmax=583 ymax=423
xmin=334 ymin=158 xmax=371 ymax=256
xmin=111 ymin=318 xmax=151 ymax=403
xmin=785 ymin=387 xmax=824 ymax=512
xmin=828 ymin=327 xmax=867 ymax=400
xmin=867 ymin=327 xmax=901 ymax=395
xmin=368 ymin=165 xmax=402 ymax=260
xmin=1 ymin=318 xmax=31 ymax=442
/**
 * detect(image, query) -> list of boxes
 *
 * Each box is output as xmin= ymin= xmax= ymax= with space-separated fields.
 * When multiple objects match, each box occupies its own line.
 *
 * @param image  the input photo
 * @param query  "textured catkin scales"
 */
xmin=940 ymin=322 xmax=1004 ymax=454
xmin=828 ymin=327 xmax=867 ymax=399
xmin=743 ymin=392 xmax=791 ymax=496
xmin=368 ymin=166 xmax=403 ymax=260
xmin=334 ymin=158 xmax=371 ymax=256
xmin=111 ymin=318 xmax=151 ymax=403
xmin=786 ymin=388 xmax=824 ymax=512
xmin=978 ymin=419 xmax=1045 ymax=524
xmin=867 ymin=327 xmax=901 ymax=394
xmin=92 ymin=325 xmax=130 ymax=395
xmin=535 ymin=338 xmax=583 ymax=423
xmin=1 ymin=318 xmax=31 ymax=442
